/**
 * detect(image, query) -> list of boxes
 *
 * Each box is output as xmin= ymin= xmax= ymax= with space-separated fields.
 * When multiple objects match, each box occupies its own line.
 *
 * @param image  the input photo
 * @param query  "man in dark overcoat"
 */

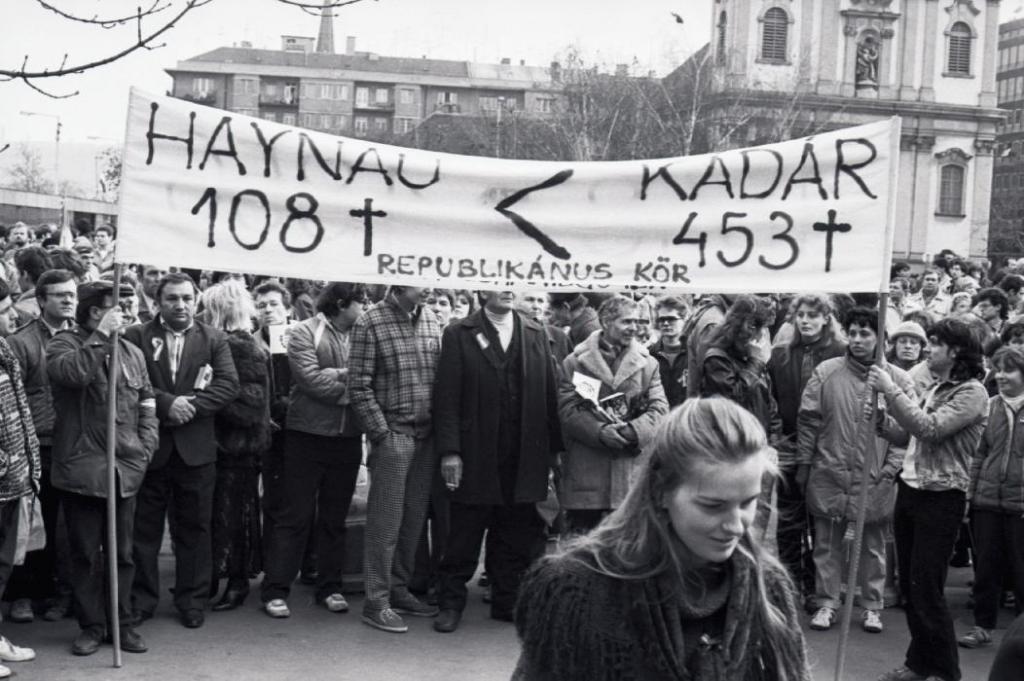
xmin=431 ymin=290 xmax=561 ymax=633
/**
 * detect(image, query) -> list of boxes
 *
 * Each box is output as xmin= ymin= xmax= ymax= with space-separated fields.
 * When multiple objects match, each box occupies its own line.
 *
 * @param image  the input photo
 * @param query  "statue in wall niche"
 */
xmin=856 ymin=35 xmax=880 ymax=88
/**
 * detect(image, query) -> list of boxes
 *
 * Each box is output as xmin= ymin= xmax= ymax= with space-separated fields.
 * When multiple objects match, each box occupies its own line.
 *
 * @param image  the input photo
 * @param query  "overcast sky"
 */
xmin=0 ymin=0 xmax=714 ymax=145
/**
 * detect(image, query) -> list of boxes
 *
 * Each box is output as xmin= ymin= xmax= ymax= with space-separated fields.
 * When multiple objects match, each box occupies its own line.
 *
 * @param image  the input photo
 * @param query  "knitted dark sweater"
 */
xmin=513 ymin=547 xmax=810 ymax=681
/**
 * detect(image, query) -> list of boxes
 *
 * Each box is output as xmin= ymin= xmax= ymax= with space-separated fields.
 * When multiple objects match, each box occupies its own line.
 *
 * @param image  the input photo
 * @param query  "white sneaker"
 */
xmin=264 ymin=599 xmax=290 ymax=618
xmin=324 ymin=593 xmax=349 ymax=613
xmin=0 ymin=636 xmax=34 ymax=662
xmin=809 ymin=606 xmax=837 ymax=630
xmin=862 ymin=609 xmax=883 ymax=633
xmin=0 ymin=663 xmax=10 ymax=678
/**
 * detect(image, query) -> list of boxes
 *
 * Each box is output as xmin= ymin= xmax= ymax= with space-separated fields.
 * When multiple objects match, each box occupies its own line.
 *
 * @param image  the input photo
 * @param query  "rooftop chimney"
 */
xmin=500 ymin=57 xmax=511 ymax=65
xmin=616 ymin=63 xmax=629 ymax=77
xmin=520 ymin=59 xmax=525 ymax=66
xmin=346 ymin=35 xmax=356 ymax=55
xmin=550 ymin=61 xmax=561 ymax=83
xmin=316 ymin=0 xmax=335 ymax=54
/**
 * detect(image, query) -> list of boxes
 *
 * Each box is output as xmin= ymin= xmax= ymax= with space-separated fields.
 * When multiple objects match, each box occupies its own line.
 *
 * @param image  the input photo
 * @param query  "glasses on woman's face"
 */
xmin=657 ymin=315 xmax=681 ymax=325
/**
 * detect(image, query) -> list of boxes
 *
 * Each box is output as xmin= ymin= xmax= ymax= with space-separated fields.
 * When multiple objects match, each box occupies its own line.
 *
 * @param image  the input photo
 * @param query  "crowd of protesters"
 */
xmin=0 ymin=219 xmax=1021 ymax=680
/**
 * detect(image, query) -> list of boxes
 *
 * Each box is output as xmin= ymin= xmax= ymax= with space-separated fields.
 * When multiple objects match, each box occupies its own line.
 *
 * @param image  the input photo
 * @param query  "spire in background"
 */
xmin=316 ymin=1 xmax=335 ymax=54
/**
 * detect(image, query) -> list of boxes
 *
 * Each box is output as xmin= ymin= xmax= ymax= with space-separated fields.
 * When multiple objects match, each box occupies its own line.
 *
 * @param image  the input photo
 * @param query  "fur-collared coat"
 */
xmin=558 ymin=331 xmax=668 ymax=510
xmin=215 ymin=331 xmax=271 ymax=464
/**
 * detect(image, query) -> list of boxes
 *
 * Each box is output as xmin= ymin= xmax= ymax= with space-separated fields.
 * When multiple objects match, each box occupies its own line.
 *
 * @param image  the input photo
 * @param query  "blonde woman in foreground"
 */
xmin=513 ymin=397 xmax=810 ymax=681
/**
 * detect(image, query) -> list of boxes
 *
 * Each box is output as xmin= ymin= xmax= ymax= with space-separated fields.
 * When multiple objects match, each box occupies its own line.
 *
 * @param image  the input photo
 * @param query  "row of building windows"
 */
xmin=717 ymin=7 xmax=975 ymax=76
xmin=997 ymin=75 xmax=1024 ymax=104
xmin=192 ymin=75 xmax=552 ymax=115
xmin=1000 ymin=42 xmax=1024 ymax=70
xmin=250 ymin=109 xmax=418 ymax=136
xmin=992 ymin=172 xmax=1024 ymax=191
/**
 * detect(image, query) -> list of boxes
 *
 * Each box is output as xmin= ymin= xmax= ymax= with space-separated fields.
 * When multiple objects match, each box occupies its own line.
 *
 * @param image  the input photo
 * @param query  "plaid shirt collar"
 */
xmin=385 ymin=294 xmax=422 ymax=324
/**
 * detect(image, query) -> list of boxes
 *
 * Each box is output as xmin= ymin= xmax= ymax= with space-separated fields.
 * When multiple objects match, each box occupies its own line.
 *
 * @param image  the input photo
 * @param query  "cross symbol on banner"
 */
xmin=349 ymin=198 xmax=388 ymax=257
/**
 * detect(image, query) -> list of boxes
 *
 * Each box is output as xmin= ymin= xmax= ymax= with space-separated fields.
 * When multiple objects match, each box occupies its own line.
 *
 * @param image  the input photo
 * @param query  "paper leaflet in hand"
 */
xmin=571 ymin=372 xmax=621 ymax=424
xmin=267 ymin=324 xmax=292 ymax=355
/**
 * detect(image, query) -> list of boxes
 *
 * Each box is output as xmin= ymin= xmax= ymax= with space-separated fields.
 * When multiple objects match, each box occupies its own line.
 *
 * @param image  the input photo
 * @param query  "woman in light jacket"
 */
xmin=259 ymin=282 xmax=368 ymax=619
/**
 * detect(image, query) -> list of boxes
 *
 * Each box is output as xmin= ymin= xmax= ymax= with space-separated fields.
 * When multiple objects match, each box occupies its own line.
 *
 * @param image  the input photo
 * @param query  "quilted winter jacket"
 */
xmin=286 ymin=314 xmax=359 ymax=438
xmin=969 ymin=395 xmax=1024 ymax=515
xmin=558 ymin=331 xmax=668 ymax=510
xmin=798 ymin=356 xmax=915 ymax=523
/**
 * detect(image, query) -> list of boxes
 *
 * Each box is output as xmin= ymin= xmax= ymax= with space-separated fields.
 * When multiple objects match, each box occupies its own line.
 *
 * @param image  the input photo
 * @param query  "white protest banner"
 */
xmin=118 ymin=88 xmax=900 ymax=292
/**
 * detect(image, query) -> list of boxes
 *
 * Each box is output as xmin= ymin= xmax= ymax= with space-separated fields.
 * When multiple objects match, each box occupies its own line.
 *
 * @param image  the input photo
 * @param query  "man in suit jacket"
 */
xmin=431 ymin=291 xmax=561 ymax=633
xmin=123 ymin=272 xmax=239 ymax=629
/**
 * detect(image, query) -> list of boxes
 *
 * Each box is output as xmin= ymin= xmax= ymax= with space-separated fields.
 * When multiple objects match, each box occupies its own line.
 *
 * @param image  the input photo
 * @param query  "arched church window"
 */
xmin=948 ymin=22 xmax=972 ymax=75
xmin=760 ymin=7 xmax=788 ymax=63
xmin=717 ymin=11 xmax=727 ymax=64
xmin=938 ymin=165 xmax=966 ymax=216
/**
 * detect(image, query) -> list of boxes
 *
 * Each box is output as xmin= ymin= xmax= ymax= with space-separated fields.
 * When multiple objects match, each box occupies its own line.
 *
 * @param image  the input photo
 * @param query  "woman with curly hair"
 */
xmin=513 ymin=398 xmax=810 ymax=681
xmin=701 ymin=295 xmax=780 ymax=439
xmin=203 ymin=280 xmax=271 ymax=611
xmin=869 ymin=318 xmax=988 ymax=681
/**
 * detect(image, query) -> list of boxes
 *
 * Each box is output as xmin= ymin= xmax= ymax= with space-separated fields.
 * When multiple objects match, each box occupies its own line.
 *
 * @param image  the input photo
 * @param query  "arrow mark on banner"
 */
xmin=495 ymin=169 xmax=574 ymax=260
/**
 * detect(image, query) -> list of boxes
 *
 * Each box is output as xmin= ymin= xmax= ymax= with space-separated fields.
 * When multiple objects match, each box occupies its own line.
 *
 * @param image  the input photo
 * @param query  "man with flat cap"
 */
xmin=47 ymin=281 xmax=158 ymax=656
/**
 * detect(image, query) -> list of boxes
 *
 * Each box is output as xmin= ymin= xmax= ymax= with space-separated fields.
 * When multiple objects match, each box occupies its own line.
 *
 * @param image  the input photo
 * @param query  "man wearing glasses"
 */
xmin=647 ymin=296 xmax=689 ymax=408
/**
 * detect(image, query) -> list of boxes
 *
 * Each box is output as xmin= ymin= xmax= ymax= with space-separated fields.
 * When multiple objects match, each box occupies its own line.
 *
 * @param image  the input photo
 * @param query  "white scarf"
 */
xmin=484 ymin=308 xmax=513 ymax=351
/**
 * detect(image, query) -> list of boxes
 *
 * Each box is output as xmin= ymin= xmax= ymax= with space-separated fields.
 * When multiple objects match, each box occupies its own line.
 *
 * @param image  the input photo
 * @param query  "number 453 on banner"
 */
xmin=117 ymin=88 xmax=900 ymax=294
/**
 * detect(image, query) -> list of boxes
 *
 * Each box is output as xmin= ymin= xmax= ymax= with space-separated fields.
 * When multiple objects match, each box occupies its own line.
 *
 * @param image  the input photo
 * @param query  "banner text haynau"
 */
xmin=118 ymin=89 xmax=899 ymax=292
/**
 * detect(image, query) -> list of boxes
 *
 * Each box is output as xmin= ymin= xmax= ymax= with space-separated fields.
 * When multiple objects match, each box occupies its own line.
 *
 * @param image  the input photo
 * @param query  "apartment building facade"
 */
xmin=166 ymin=35 xmax=559 ymax=141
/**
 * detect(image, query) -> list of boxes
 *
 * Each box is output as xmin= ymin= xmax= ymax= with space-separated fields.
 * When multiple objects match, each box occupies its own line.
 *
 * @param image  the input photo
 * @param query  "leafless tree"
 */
xmin=0 ymin=0 xmax=376 ymax=98
xmin=2 ymin=144 xmax=52 ymax=193
xmin=1 ymin=144 xmax=85 ymax=197
xmin=96 ymin=146 xmax=123 ymax=201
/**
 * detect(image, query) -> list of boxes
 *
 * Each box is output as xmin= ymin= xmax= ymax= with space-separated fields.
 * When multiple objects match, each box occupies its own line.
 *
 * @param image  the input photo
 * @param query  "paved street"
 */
xmin=2 ymin=561 xmax=1008 ymax=681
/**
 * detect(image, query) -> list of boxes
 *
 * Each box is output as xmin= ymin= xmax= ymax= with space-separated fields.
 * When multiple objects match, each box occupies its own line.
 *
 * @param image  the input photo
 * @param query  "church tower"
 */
xmin=704 ymin=0 xmax=1003 ymax=262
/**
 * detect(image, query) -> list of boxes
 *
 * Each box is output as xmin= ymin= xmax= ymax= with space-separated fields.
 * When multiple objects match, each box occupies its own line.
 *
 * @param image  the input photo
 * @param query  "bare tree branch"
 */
xmin=35 ymin=0 xmax=170 ymax=28
xmin=0 ymin=144 xmax=10 ymax=156
xmin=0 ymin=0 xmax=212 ymax=85
xmin=3 ymin=0 xmax=376 ymax=98
xmin=22 ymin=75 xmax=79 ymax=99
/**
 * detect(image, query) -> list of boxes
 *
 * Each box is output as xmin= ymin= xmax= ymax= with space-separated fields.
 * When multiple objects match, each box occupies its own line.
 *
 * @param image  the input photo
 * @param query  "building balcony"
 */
xmin=259 ymin=94 xmax=299 ymax=107
xmin=433 ymin=103 xmax=462 ymax=114
xmin=180 ymin=91 xmax=217 ymax=105
xmin=353 ymin=101 xmax=395 ymax=112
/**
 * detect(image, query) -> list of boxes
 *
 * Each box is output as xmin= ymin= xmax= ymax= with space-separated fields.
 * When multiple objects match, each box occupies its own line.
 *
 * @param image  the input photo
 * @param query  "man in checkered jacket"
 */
xmin=349 ymin=286 xmax=442 ymax=633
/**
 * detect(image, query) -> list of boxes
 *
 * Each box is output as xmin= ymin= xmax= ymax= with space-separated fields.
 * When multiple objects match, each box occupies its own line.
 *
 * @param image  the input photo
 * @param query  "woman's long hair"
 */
xmin=706 ymin=295 xmax=773 ymax=357
xmin=776 ymin=293 xmax=837 ymax=366
xmin=558 ymin=398 xmax=805 ymax=679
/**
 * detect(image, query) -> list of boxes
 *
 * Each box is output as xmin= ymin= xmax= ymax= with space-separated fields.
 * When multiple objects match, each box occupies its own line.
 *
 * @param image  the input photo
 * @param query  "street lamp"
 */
xmin=20 ymin=111 xmax=63 ymax=229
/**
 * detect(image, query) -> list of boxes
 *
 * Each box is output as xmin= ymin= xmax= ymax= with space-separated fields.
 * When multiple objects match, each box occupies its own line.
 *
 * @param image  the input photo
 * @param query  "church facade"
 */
xmin=704 ymin=0 xmax=1003 ymax=264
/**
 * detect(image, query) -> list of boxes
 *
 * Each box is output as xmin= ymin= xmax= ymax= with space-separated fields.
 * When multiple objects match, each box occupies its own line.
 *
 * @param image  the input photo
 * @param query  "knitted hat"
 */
xmin=891 ymin=321 xmax=927 ymax=345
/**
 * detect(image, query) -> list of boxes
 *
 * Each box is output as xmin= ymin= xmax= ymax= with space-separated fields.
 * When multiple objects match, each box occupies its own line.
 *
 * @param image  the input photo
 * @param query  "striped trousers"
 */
xmin=363 ymin=432 xmax=437 ymax=611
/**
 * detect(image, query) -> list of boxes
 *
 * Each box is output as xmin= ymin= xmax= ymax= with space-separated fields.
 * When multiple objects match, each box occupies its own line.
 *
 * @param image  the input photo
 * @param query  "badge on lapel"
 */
xmin=151 ymin=337 xmax=164 ymax=361
xmin=475 ymin=332 xmax=490 ymax=351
